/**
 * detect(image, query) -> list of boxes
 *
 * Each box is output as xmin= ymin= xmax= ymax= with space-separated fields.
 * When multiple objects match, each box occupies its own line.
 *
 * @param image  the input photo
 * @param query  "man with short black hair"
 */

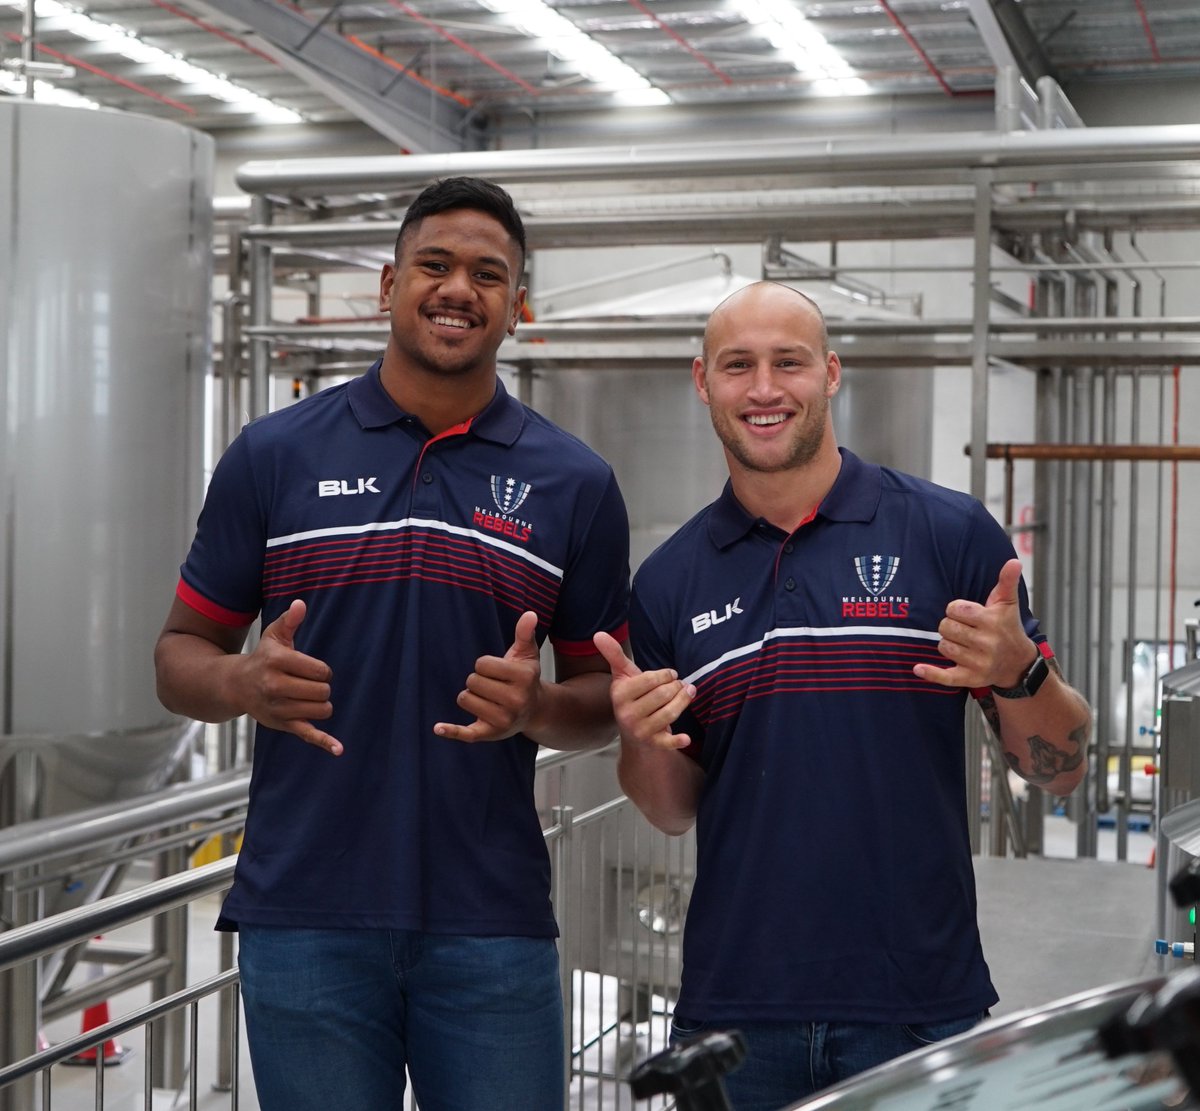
xmin=156 ymin=176 xmax=630 ymax=1111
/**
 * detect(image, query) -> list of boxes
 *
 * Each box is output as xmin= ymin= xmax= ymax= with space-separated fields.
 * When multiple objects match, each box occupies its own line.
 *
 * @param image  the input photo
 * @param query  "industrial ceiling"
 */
xmin=1 ymin=0 xmax=1197 ymax=150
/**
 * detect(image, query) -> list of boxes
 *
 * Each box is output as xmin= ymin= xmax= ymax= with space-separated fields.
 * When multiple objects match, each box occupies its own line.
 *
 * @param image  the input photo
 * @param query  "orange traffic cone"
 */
xmin=64 ymin=998 xmax=131 ymax=1066
xmin=63 ymin=946 xmax=131 ymax=1067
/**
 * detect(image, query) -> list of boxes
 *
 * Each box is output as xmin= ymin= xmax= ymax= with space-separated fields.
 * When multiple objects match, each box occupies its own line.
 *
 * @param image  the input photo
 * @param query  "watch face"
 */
xmin=1025 ymin=654 xmax=1050 ymax=696
xmin=995 ymin=653 xmax=1050 ymax=699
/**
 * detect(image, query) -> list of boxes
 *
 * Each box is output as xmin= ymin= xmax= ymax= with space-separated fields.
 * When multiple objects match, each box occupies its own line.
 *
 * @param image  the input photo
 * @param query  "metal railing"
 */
xmin=0 ymin=745 xmax=694 ymax=1110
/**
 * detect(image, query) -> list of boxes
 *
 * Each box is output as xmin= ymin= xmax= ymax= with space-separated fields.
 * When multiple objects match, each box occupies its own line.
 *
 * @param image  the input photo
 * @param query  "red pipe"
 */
xmin=877 ymin=0 xmax=957 ymax=97
xmin=148 ymin=0 xmax=280 ymax=65
xmin=385 ymin=0 xmax=540 ymax=93
xmin=1133 ymin=0 xmax=1163 ymax=63
xmin=346 ymin=33 xmax=474 ymax=107
xmin=3 ymin=32 xmax=196 ymax=112
xmin=623 ymin=0 xmax=733 ymax=85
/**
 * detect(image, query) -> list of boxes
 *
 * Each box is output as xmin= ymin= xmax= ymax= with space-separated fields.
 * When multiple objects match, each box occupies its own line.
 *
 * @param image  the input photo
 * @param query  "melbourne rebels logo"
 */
xmin=473 ymin=475 xmax=534 ymax=543
xmin=855 ymin=554 xmax=899 ymax=596
xmin=491 ymin=475 xmax=532 ymax=514
xmin=842 ymin=554 xmax=909 ymax=619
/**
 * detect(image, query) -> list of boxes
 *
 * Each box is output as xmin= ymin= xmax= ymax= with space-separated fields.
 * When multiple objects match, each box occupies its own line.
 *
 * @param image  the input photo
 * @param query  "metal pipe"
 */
xmin=151 ymin=846 xmax=189 ymax=1090
xmin=1122 ymin=373 xmax=1143 ymax=865
xmin=236 ymin=200 xmax=1200 ymax=249
xmin=550 ymin=804 xmax=574 ymax=1111
xmin=0 ymin=764 xmax=247 ymax=873
xmin=969 ymin=169 xmax=994 ymax=502
xmin=1036 ymin=75 xmax=1085 ymax=130
xmin=978 ymin=443 xmax=1200 ymax=462
xmin=0 ymin=858 xmax=236 ymax=972
xmin=243 ymin=314 xmax=1200 ymax=339
xmin=1070 ymin=359 xmax=1097 ymax=856
xmin=249 ymin=194 xmax=274 ymax=420
xmin=1098 ymin=366 xmax=1116 ymax=833
xmin=233 ymin=124 xmax=1200 ymax=196
xmin=19 ymin=0 xmax=33 ymax=99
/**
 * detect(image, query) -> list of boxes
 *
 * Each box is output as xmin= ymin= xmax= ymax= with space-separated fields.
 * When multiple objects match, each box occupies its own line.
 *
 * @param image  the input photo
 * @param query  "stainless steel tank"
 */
xmin=0 ymin=101 xmax=213 ymax=887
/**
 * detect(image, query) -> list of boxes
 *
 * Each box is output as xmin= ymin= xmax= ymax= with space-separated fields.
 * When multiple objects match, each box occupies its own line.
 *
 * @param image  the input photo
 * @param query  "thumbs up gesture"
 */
xmin=593 ymin=631 xmax=696 ymax=750
xmin=245 ymin=599 xmax=342 ymax=755
xmin=435 ymin=610 xmax=544 ymax=743
xmin=913 ymin=558 xmax=1038 ymax=690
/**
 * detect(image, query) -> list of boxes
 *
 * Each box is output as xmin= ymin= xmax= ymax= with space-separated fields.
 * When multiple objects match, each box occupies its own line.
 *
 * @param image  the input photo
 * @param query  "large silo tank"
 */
xmin=0 ymin=102 xmax=212 ymax=861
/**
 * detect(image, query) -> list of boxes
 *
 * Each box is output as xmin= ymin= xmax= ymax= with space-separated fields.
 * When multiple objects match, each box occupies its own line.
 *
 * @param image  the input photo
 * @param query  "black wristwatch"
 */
xmin=992 ymin=653 xmax=1050 ymax=699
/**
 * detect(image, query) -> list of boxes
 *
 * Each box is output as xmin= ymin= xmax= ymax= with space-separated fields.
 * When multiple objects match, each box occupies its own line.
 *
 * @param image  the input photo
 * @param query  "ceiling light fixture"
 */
xmin=730 ymin=0 xmax=870 ymax=96
xmin=0 ymin=66 xmax=99 ymax=105
xmin=0 ymin=0 xmax=303 ymax=120
xmin=476 ymin=0 xmax=671 ymax=104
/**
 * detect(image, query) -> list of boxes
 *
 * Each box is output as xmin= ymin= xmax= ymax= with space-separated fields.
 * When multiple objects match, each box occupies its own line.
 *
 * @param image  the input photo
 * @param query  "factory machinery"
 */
xmin=3 ymin=74 xmax=1200 ymax=1108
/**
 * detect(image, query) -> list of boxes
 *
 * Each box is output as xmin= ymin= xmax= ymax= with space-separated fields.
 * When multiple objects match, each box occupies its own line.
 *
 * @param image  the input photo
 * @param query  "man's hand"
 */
xmin=435 ymin=611 xmax=544 ymax=743
xmin=593 ymin=631 xmax=695 ymax=750
xmin=914 ymin=558 xmax=1038 ymax=691
xmin=241 ymin=599 xmax=342 ymax=755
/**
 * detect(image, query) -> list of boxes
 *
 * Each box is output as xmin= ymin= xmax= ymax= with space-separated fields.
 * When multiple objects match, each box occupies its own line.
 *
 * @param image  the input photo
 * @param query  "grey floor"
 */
xmin=36 ymin=814 xmax=1168 ymax=1110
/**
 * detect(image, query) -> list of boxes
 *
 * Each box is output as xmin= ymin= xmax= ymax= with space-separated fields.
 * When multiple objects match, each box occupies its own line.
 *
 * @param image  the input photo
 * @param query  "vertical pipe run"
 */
xmin=0 ymin=754 xmax=39 ymax=1111
xmin=150 ymin=845 xmax=189 ymax=1090
xmin=249 ymin=196 xmax=274 ymax=421
xmin=968 ymin=170 xmax=1000 ymax=847
xmin=1027 ymin=363 xmax=1059 ymax=856
xmin=551 ymin=804 xmax=574 ymax=1111
xmin=1070 ymin=363 xmax=1097 ymax=858
xmin=1123 ymin=376 xmax=1142 ymax=863
xmin=20 ymin=0 xmax=34 ymax=99
xmin=1098 ymin=367 xmax=1117 ymax=843
xmin=968 ymin=169 xmax=994 ymax=503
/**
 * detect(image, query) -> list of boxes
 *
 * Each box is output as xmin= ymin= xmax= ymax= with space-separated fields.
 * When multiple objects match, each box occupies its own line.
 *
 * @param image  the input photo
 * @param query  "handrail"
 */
xmin=0 ymin=767 xmax=250 ymax=873
xmin=0 ymin=858 xmax=237 ymax=972
xmin=0 ymin=969 xmax=240 ymax=1089
xmin=0 ymin=743 xmax=616 ymax=971
xmin=0 ymin=743 xmax=609 ymax=877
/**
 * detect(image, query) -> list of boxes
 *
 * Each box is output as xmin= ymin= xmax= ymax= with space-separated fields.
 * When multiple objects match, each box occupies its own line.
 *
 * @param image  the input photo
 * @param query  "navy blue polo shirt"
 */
xmin=632 ymin=449 xmax=1043 ymax=1023
xmin=177 ymin=362 xmax=630 ymax=936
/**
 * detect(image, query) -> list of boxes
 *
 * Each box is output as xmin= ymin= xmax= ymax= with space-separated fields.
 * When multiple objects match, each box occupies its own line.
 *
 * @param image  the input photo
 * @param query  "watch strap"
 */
xmin=992 ymin=653 xmax=1050 ymax=700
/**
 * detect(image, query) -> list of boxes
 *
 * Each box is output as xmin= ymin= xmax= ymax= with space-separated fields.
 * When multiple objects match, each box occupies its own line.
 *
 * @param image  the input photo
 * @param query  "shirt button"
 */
xmin=784 ymin=542 xmax=794 ymax=554
xmin=785 ymin=577 xmax=796 ymax=591
xmin=422 ymin=473 xmax=434 ymax=484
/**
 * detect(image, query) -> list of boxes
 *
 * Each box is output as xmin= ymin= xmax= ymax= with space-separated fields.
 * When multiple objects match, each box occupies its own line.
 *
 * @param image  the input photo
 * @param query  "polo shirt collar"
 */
xmin=348 ymin=359 xmax=526 ymax=446
xmin=707 ymin=448 xmax=882 ymax=549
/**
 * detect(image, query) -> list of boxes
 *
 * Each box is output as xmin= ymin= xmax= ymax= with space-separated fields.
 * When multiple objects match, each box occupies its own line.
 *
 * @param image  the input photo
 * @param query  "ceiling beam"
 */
xmin=189 ymin=0 xmax=480 ymax=152
xmin=966 ymin=0 xmax=1058 ymax=89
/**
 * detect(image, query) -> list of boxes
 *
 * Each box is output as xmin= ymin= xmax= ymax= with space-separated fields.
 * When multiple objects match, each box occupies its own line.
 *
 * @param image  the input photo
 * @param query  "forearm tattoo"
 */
xmin=1004 ymin=726 xmax=1086 ymax=785
xmin=978 ymin=690 xmax=1086 ymax=787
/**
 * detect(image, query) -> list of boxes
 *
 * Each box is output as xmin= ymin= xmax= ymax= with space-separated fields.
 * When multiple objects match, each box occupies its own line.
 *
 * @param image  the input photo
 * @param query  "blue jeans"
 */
xmin=670 ymin=1012 xmax=985 ymax=1111
xmin=238 ymin=926 xmax=564 ymax=1111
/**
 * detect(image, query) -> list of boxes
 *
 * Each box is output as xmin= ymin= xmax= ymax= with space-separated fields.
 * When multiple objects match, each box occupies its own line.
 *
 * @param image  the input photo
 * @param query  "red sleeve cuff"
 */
xmin=550 ymin=621 xmax=629 ymax=657
xmin=176 ymin=578 xmax=257 ymax=628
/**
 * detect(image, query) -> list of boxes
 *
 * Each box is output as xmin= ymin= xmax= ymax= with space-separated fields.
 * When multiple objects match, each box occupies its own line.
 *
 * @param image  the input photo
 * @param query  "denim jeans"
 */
xmin=670 ymin=1012 xmax=985 ymax=1111
xmin=238 ymin=926 xmax=564 ymax=1111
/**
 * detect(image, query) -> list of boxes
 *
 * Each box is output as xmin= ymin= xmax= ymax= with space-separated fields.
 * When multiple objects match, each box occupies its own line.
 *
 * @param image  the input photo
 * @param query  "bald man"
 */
xmin=594 ymin=282 xmax=1090 ymax=1108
